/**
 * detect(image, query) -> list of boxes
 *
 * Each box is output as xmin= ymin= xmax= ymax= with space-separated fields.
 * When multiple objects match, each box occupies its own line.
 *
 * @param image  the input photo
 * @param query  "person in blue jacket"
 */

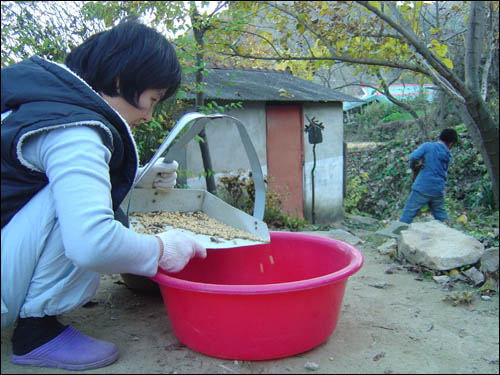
xmin=1 ymin=19 xmax=206 ymax=370
xmin=399 ymin=128 xmax=458 ymax=224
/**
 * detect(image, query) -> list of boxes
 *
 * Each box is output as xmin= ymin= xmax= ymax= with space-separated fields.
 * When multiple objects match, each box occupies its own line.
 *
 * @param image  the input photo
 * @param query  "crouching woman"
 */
xmin=1 ymin=19 xmax=205 ymax=370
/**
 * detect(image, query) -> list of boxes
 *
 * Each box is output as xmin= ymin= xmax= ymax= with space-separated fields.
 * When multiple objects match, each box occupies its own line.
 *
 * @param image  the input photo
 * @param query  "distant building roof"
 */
xmin=343 ymin=84 xmax=437 ymax=111
xmin=182 ymin=67 xmax=361 ymax=103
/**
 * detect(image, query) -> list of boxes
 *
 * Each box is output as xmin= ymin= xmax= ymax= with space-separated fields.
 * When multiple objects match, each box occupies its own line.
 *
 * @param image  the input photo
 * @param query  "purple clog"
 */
xmin=11 ymin=326 xmax=119 ymax=370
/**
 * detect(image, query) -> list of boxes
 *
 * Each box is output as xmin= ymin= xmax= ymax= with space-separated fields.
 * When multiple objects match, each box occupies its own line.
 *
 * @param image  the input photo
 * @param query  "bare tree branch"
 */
xmin=231 ymin=29 xmax=284 ymax=57
xmin=413 ymin=53 xmax=466 ymax=103
xmin=217 ymin=49 xmax=429 ymax=75
xmin=301 ymin=34 xmax=316 ymax=58
xmin=207 ymin=1 xmax=228 ymax=19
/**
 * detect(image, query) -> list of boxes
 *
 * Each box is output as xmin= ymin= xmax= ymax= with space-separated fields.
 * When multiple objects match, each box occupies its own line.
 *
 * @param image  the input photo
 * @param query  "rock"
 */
xmin=384 ymin=265 xmax=401 ymax=274
xmin=304 ymin=361 xmax=319 ymax=371
xmin=480 ymin=278 xmax=499 ymax=294
xmin=345 ymin=213 xmax=379 ymax=226
xmin=463 ymin=267 xmax=485 ymax=286
xmin=375 ymin=221 xmax=409 ymax=239
xmin=480 ymin=247 xmax=499 ymax=273
xmin=329 ymin=229 xmax=364 ymax=246
xmin=378 ymin=239 xmax=398 ymax=256
xmin=369 ymin=282 xmax=392 ymax=289
xmin=398 ymin=220 xmax=484 ymax=271
xmin=303 ymin=230 xmax=364 ymax=246
xmin=432 ymin=275 xmax=450 ymax=284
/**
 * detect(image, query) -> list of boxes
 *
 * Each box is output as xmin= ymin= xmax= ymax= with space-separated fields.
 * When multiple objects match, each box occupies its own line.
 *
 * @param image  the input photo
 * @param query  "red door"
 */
xmin=266 ymin=106 xmax=304 ymax=219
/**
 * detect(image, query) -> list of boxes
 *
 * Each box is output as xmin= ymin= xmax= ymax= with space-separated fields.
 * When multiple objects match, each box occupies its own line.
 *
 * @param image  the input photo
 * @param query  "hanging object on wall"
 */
xmin=304 ymin=115 xmax=325 ymax=224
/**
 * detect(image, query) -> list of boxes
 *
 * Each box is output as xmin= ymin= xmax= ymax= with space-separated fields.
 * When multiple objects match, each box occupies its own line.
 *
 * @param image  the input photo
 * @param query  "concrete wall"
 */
xmin=184 ymin=101 xmax=344 ymax=223
xmin=186 ymin=102 xmax=267 ymax=177
xmin=302 ymin=102 xmax=345 ymax=223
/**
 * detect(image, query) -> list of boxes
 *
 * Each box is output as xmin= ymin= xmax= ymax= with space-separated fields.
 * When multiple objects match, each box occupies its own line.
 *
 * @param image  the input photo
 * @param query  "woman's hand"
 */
xmin=155 ymin=230 xmax=206 ymax=273
xmin=136 ymin=159 xmax=178 ymax=191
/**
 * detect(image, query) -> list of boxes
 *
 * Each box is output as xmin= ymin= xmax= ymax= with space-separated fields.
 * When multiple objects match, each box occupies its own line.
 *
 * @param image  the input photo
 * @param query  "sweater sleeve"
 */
xmin=21 ymin=125 xmax=160 ymax=276
xmin=409 ymin=143 xmax=427 ymax=167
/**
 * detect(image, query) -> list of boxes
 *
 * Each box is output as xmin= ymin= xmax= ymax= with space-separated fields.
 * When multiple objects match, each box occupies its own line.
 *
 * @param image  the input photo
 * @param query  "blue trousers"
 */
xmin=399 ymin=189 xmax=448 ymax=224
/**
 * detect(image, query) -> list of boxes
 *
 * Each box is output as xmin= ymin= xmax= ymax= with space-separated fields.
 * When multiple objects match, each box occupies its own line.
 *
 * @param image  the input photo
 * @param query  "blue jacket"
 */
xmin=410 ymin=141 xmax=452 ymax=197
xmin=1 ymin=56 xmax=138 ymax=228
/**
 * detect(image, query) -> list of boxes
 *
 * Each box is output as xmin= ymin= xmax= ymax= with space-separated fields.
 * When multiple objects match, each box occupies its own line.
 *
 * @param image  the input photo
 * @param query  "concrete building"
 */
xmin=180 ymin=67 xmax=360 ymax=224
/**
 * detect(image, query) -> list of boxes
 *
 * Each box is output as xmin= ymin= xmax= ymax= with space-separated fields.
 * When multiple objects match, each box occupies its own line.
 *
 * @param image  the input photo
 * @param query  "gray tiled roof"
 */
xmin=182 ymin=68 xmax=361 ymax=103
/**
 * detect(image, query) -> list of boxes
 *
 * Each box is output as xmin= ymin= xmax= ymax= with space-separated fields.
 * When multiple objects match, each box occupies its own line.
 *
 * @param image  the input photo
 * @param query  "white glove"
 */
xmin=136 ymin=159 xmax=178 ymax=192
xmin=156 ymin=230 xmax=207 ymax=273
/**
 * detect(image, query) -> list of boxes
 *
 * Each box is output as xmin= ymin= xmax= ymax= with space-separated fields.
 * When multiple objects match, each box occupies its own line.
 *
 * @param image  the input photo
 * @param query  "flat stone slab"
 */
xmin=375 ymin=221 xmax=409 ymax=239
xmin=303 ymin=229 xmax=364 ymax=247
xmin=398 ymin=220 xmax=484 ymax=271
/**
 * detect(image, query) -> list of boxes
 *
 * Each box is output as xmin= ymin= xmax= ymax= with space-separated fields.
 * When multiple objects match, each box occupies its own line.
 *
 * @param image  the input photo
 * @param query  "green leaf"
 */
xmin=296 ymin=22 xmax=305 ymax=35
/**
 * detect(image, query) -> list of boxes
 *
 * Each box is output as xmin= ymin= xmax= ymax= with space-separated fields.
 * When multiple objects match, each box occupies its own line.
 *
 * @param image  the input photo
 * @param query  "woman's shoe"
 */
xmin=11 ymin=326 xmax=119 ymax=370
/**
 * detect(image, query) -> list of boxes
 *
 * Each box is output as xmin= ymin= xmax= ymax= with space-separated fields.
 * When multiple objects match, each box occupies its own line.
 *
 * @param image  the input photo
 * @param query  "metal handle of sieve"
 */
xmin=162 ymin=114 xmax=266 ymax=221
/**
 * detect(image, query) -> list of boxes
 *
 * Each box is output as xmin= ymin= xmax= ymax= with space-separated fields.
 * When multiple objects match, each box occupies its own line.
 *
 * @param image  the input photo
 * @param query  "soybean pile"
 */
xmin=131 ymin=210 xmax=266 ymax=243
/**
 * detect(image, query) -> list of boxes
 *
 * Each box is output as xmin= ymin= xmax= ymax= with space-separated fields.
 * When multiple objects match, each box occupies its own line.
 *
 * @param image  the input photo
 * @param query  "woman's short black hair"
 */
xmin=65 ymin=19 xmax=181 ymax=108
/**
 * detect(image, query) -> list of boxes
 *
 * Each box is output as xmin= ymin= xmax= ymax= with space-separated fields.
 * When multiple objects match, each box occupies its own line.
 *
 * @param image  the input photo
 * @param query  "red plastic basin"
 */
xmin=150 ymin=231 xmax=363 ymax=360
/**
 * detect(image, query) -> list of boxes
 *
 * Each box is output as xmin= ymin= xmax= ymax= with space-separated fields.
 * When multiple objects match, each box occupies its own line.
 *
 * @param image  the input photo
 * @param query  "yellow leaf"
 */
xmin=430 ymin=39 xmax=448 ymax=57
xmin=437 ymin=44 xmax=448 ymax=57
xmin=279 ymin=88 xmax=295 ymax=98
xmin=442 ymin=58 xmax=454 ymax=69
xmin=430 ymin=27 xmax=442 ymax=35
xmin=336 ymin=39 xmax=347 ymax=49
xmin=413 ymin=18 xmax=420 ymax=34
xmin=368 ymin=1 xmax=381 ymax=12
xmin=260 ymin=31 xmax=272 ymax=40
xmin=319 ymin=2 xmax=330 ymax=16
xmin=448 ymin=269 xmax=459 ymax=277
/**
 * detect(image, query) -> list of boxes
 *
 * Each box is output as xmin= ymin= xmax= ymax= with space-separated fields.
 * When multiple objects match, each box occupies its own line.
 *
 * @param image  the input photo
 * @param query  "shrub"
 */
xmin=216 ymin=171 xmax=307 ymax=231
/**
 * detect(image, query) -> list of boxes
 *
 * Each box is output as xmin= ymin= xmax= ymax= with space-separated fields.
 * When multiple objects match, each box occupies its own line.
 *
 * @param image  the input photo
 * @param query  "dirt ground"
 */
xmin=2 ymin=224 xmax=499 ymax=374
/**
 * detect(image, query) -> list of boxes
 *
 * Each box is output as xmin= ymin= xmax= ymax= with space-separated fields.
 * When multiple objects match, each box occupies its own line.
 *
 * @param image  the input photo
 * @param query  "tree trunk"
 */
xmin=459 ymin=95 xmax=500 ymax=208
xmin=480 ymin=3 xmax=496 ymax=101
xmin=462 ymin=1 xmax=499 ymax=207
xmin=191 ymin=3 xmax=217 ymax=194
